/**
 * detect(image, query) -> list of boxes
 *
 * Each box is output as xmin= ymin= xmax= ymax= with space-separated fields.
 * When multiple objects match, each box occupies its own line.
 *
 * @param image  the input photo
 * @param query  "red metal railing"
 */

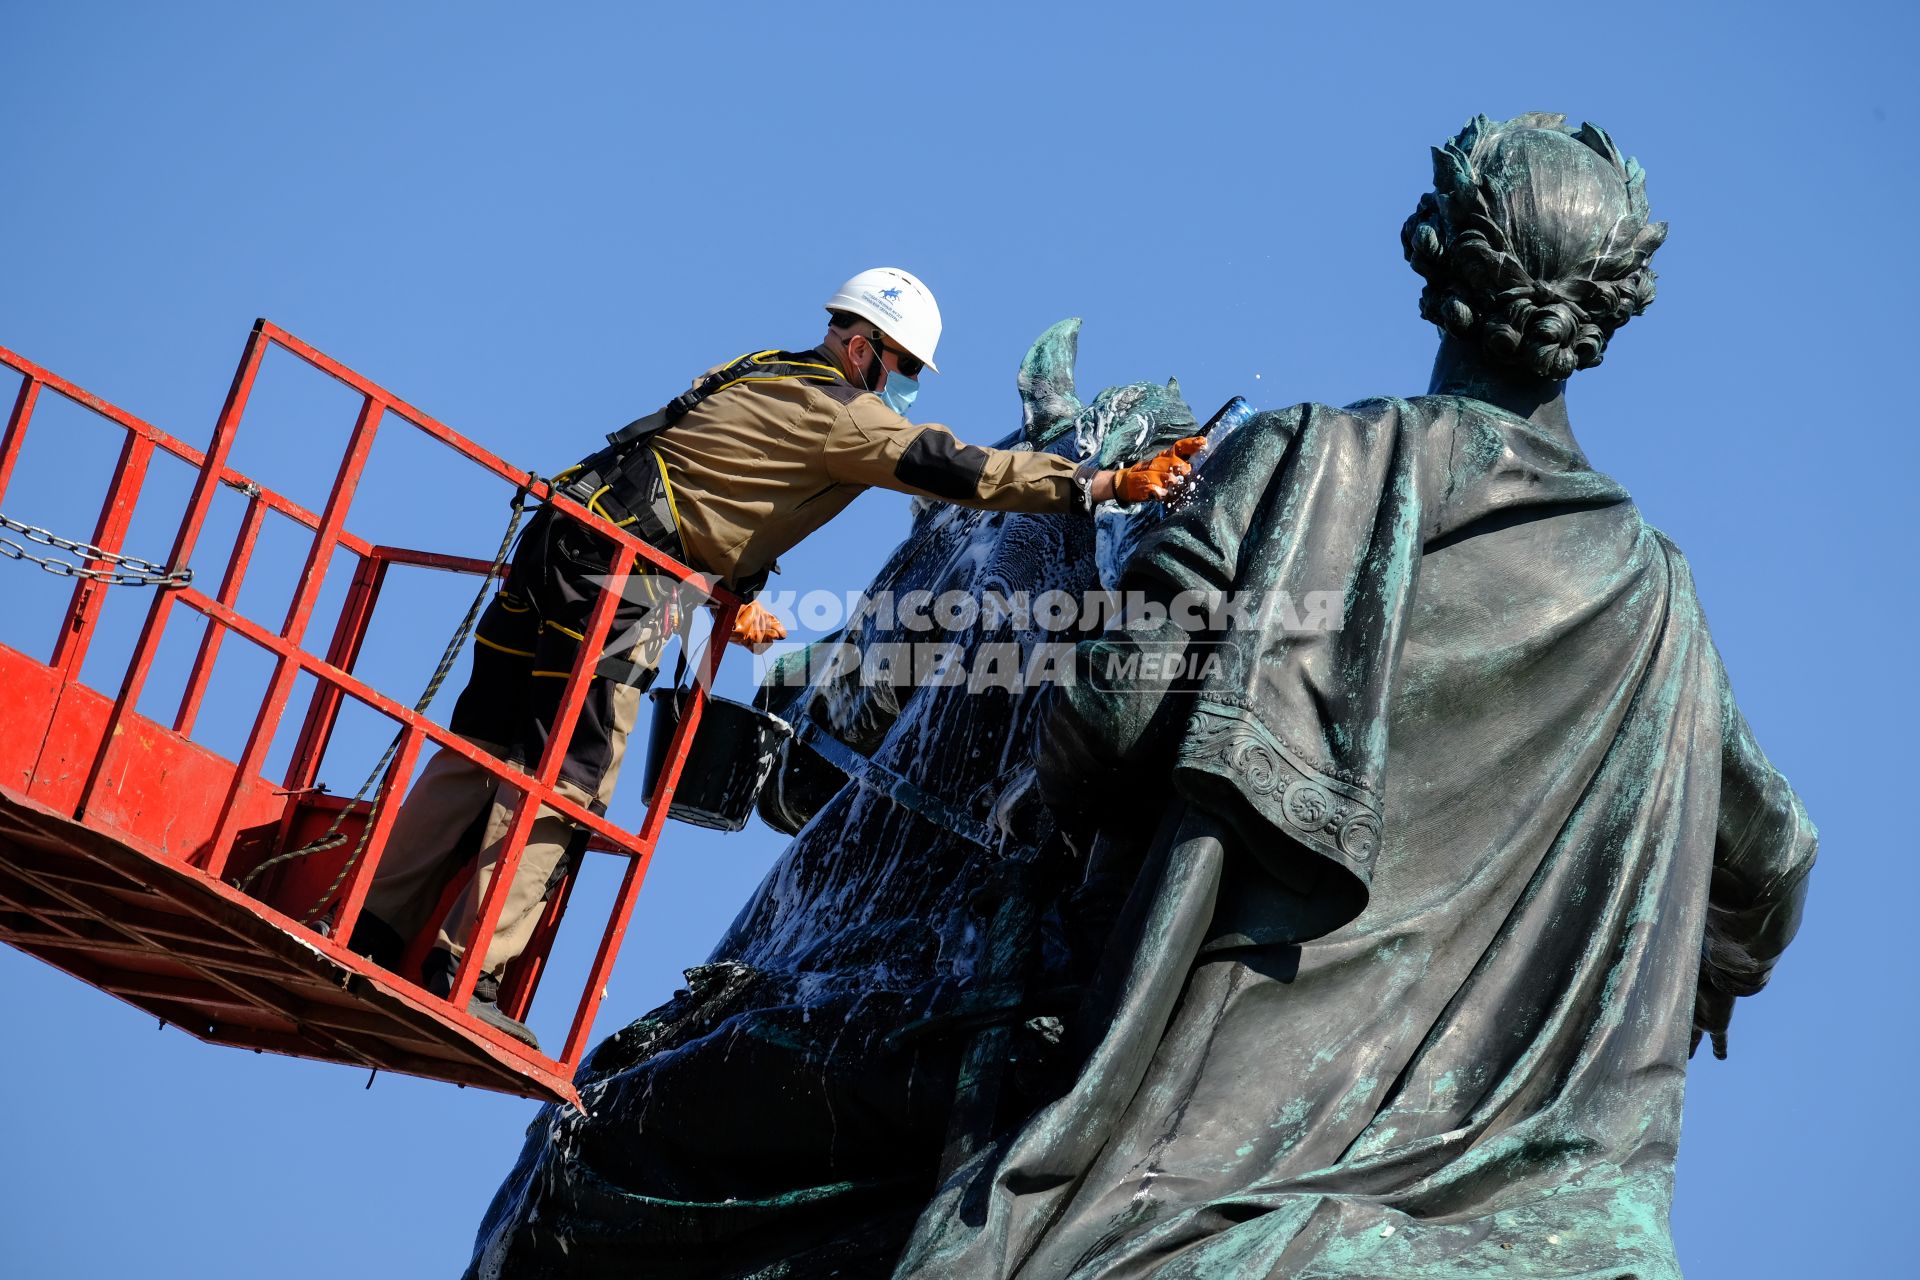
xmin=0 ymin=319 xmax=736 ymax=1080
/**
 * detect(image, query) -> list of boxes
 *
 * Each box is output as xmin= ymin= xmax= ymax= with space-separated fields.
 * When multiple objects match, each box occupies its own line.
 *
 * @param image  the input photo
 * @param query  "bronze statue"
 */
xmin=468 ymin=323 xmax=1200 ymax=1279
xmin=468 ymin=114 xmax=1816 ymax=1280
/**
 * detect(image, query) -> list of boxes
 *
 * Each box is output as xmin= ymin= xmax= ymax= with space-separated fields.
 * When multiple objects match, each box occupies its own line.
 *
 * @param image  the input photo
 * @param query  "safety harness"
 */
xmin=555 ymin=349 xmax=850 ymax=557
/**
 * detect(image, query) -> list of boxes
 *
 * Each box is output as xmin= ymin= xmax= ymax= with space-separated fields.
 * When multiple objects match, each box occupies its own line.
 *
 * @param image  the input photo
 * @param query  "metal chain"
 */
xmin=237 ymin=479 xmax=543 ymax=925
xmin=0 ymin=511 xmax=192 ymax=588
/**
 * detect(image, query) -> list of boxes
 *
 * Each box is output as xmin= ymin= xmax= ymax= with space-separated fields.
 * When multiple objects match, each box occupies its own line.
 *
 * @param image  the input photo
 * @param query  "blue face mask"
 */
xmin=878 ymin=370 xmax=919 ymax=416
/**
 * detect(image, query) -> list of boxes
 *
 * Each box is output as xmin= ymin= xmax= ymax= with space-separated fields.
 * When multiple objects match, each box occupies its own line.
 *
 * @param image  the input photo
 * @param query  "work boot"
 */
xmin=420 ymin=947 xmax=540 ymax=1051
xmin=467 ymin=996 xmax=540 ymax=1051
xmin=421 ymin=945 xmax=459 ymax=998
xmin=347 ymin=912 xmax=406 ymax=971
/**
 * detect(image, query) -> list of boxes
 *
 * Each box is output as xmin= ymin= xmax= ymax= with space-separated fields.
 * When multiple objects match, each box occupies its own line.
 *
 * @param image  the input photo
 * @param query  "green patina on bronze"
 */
xmin=466 ymin=116 xmax=1815 ymax=1280
xmin=900 ymin=114 xmax=1815 ymax=1280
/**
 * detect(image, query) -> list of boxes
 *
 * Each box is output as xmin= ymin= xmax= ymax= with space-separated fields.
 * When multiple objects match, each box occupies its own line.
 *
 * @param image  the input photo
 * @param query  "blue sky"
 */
xmin=1 ymin=3 xmax=1913 ymax=1276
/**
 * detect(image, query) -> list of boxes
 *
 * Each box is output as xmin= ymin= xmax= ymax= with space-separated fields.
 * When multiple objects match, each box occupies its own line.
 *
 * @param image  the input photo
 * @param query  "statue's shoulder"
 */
xmin=1305 ymin=395 xmax=1450 ymax=438
xmin=1199 ymin=398 xmax=1438 ymax=492
xmin=1227 ymin=397 xmax=1418 ymax=443
xmin=1277 ymin=396 xmax=1452 ymax=453
xmin=1642 ymin=523 xmax=1700 ymax=590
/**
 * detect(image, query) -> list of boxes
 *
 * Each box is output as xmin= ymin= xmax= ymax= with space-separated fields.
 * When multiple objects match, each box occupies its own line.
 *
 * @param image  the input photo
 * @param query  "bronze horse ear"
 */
xmin=1018 ymin=317 xmax=1086 ymax=448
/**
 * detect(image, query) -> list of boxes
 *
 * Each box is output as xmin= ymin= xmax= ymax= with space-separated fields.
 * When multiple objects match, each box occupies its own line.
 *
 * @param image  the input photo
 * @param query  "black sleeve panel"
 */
xmin=895 ymin=427 xmax=991 ymax=500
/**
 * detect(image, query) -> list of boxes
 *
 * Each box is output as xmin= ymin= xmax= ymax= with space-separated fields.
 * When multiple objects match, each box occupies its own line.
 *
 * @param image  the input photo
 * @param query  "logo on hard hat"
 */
xmin=879 ymin=287 xmax=903 ymax=301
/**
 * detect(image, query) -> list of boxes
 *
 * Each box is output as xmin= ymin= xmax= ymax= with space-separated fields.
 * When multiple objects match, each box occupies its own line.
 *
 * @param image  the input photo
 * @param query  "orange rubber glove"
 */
xmin=1112 ymin=436 xmax=1206 ymax=503
xmin=730 ymin=600 xmax=787 ymax=652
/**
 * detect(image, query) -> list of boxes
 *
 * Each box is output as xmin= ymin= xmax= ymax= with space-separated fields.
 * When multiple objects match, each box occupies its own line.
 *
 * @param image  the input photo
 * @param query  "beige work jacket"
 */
xmin=648 ymin=349 xmax=1079 ymax=587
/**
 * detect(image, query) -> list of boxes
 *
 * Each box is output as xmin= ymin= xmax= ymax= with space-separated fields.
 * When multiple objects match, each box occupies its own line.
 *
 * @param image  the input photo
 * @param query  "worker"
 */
xmin=348 ymin=268 xmax=1203 ymax=1046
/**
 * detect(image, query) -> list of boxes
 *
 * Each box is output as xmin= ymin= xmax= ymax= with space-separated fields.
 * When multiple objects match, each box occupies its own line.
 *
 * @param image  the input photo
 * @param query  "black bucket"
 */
xmin=641 ymin=688 xmax=794 ymax=832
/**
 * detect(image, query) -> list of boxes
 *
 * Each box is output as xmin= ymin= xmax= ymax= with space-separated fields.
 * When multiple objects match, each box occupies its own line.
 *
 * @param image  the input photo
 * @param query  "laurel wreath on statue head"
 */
xmin=1402 ymin=113 xmax=1669 ymax=381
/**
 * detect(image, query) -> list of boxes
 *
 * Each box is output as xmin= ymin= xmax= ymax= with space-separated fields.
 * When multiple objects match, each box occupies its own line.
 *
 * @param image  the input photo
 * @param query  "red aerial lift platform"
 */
xmin=0 ymin=320 xmax=737 ymax=1110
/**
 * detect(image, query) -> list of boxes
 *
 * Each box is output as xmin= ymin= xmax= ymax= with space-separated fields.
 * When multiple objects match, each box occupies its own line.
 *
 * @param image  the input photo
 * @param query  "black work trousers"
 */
xmin=448 ymin=506 xmax=680 ymax=800
xmin=364 ymin=505 xmax=689 ymax=973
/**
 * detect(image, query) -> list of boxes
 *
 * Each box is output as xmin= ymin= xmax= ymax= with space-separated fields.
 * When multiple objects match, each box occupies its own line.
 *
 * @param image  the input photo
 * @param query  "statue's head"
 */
xmin=1402 ymin=113 xmax=1668 ymax=381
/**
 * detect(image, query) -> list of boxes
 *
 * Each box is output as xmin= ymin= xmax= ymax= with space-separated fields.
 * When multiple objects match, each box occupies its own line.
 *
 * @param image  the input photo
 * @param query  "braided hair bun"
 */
xmin=1402 ymin=114 xmax=1668 ymax=380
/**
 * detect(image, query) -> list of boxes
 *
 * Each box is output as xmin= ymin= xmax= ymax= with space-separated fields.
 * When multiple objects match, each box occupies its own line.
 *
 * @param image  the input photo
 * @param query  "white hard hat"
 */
xmin=823 ymin=267 xmax=942 ymax=373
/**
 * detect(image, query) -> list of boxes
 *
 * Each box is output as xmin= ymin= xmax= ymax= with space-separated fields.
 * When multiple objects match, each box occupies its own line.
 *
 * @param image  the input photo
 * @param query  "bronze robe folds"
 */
xmin=899 ymin=396 xmax=1815 ymax=1279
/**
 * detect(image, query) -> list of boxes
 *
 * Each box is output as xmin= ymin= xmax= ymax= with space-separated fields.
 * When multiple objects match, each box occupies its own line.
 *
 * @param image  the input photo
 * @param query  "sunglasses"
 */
xmin=868 ymin=330 xmax=925 ymax=379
